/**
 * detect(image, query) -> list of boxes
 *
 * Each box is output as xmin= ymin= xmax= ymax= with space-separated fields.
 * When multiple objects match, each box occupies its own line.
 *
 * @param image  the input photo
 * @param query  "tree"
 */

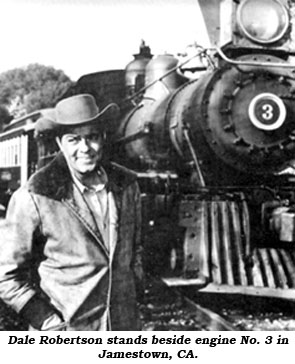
xmin=0 ymin=64 xmax=73 ymax=119
xmin=0 ymin=105 xmax=13 ymax=131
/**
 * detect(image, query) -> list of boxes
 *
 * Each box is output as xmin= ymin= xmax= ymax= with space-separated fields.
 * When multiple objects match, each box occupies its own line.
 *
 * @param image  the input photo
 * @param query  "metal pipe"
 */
xmin=183 ymin=126 xmax=206 ymax=187
xmin=216 ymin=47 xmax=295 ymax=69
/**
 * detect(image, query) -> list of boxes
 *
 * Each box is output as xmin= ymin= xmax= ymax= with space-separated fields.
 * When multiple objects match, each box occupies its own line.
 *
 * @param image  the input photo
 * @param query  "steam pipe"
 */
xmin=183 ymin=126 xmax=206 ymax=187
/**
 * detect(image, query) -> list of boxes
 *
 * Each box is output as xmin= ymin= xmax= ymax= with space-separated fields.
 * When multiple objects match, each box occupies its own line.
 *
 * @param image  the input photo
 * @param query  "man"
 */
xmin=0 ymin=94 xmax=143 ymax=331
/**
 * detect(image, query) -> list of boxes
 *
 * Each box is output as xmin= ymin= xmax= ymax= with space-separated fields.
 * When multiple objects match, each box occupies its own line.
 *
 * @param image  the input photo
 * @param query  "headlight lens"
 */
xmin=237 ymin=0 xmax=289 ymax=44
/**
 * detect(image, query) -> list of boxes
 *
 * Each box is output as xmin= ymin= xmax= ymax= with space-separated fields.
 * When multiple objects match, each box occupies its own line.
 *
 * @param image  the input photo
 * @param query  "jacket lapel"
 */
xmin=63 ymin=183 xmax=109 ymax=257
xmin=106 ymin=180 xmax=122 ymax=215
xmin=104 ymin=163 xmax=137 ymax=261
xmin=107 ymin=191 xmax=119 ymax=261
xmin=102 ymin=168 xmax=125 ymax=261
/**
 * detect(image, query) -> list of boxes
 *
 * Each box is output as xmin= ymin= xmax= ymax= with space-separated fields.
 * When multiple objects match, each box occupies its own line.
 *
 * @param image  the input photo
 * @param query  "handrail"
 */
xmin=216 ymin=47 xmax=295 ymax=69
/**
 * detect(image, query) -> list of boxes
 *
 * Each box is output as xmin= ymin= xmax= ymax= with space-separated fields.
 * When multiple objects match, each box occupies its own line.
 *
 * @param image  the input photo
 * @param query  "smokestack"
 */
xmin=198 ymin=0 xmax=233 ymax=47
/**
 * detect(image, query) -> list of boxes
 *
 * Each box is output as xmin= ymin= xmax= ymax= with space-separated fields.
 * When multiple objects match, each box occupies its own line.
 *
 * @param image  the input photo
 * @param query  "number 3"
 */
xmin=262 ymin=104 xmax=273 ymax=120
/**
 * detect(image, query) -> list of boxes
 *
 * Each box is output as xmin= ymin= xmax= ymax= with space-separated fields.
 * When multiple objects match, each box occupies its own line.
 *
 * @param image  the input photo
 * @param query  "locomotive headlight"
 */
xmin=237 ymin=0 xmax=289 ymax=44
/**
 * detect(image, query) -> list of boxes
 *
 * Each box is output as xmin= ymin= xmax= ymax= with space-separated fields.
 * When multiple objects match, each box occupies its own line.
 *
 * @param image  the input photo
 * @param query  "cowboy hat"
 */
xmin=34 ymin=108 xmax=56 ymax=138
xmin=35 ymin=94 xmax=119 ymax=136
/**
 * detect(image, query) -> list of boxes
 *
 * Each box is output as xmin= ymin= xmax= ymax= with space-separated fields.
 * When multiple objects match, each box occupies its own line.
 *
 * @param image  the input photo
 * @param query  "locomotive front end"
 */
xmin=161 ymin=0 xmax=295 ymax=298
xmin=165 ymin=0 xmax=295 ymax=184
xmin=169 ymin=53 xmax=295 ymax=184
xmin=111 ymin=0 xmax=295 ymax=298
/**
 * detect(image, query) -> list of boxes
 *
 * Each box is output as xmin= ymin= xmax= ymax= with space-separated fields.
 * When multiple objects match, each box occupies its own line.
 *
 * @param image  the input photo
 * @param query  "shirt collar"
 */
xmin=72 ymin=167 xmax=108 ymax=193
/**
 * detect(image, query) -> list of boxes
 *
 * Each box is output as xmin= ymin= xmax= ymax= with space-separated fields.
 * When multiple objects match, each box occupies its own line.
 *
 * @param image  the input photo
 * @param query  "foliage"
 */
xmin=0 ymin=106 xmax=13 ymax=131
xmin=0 ymin=64 xmax=73 ymax=119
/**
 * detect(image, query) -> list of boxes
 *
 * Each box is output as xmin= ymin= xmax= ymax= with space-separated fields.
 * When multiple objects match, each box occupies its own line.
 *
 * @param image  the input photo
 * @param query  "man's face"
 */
xmin=56 ymin=124 xmax=104 ymax=175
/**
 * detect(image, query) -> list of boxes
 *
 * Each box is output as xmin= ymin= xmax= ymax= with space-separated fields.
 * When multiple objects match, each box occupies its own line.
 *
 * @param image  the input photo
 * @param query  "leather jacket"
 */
xmin=0 ymin=153 xmax=143 ymax=330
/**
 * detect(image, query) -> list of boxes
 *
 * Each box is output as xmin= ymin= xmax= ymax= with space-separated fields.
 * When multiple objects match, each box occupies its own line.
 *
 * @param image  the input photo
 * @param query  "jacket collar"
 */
xmin=27 ymin=152 xmax=137 ymax=202
xmin=27 ymin=153 xmax=137 ymax=256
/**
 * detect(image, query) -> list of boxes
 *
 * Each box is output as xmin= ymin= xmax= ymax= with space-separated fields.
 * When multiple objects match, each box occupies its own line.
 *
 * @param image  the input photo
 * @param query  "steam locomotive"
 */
xmin=2 ymin=0 xmax=295 ymax=300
